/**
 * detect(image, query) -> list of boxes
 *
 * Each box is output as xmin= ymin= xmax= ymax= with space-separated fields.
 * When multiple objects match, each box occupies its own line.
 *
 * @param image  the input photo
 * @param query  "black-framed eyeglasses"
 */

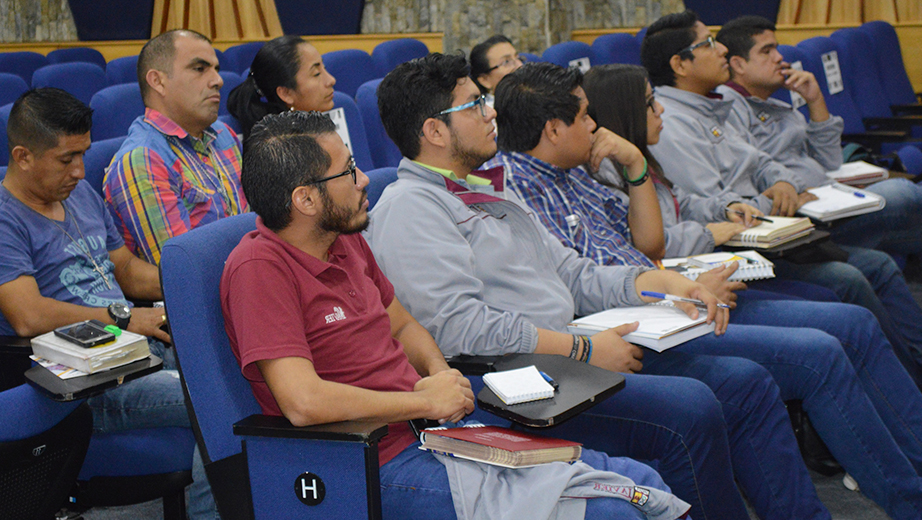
xmin=678 ymin=35 xmax=716 ymax=56
xmin=645 ymin=90 xmax=657 ymax=111
xmin=485 ymin=54 xmax=526 ymax=72
xmin=286 ymin=157 xmax=357 ymax=209
xmin=436 ymin=95 xmax=488 ymax=118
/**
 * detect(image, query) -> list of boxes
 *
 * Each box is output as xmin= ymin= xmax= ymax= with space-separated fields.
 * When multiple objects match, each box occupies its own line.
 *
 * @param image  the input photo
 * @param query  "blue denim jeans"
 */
xmin=380 ymin=439 xmax=663 ymax=519
xmin=774 ymin=247 xmax=922 ymax=390
xmin=828 ymin=178 xmax=922 ymax=255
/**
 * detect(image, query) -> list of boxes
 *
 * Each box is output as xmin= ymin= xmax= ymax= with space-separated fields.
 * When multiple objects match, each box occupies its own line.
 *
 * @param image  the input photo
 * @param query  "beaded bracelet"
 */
xmin=622 ymin=157 xmax=649 ymax=187
xmin=584 ymin=335 xmax=594 ymax=363
xmin=569 ymin=335 xmax=580 ymax=359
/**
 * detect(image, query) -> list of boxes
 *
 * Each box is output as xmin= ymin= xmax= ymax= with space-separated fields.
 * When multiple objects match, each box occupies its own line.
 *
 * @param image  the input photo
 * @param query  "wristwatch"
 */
xmin=107 ymin=302 xmax=132 ymax=329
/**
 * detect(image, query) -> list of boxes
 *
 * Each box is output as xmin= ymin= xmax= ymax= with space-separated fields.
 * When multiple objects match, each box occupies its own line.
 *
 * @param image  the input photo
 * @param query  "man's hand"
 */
xmin=588 ymin=127 xmax=644 ymax=174
xmin=585 ymin=323 xmax=644 ymax=373
xmin=798 ymin=191 xmax=819 ymax=206
xmin=694 ymin=263 xmax=747 ymax=309
xmin=128 ymin=307 xmax=172 ymax=343
xmin=762 ymin=181 xmax=800 ymax=216
xmin=414 ymin=369 xmax=475 ymax=424
xmin=781 ymin=66 xmax=823 ymax=104
xmin=706 ymin=222 xmax=747 ymax=246
xmin=725 ymin=202 xmax=765 ymax=227
xmin=641 ymin=272 xmax=730 ymax=335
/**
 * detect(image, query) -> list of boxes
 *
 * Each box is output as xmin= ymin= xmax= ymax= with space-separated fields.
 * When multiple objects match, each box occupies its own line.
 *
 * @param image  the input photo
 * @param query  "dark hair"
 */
xmin=377 ymin=52 xmax=470 ymax=160
xmin=583 ymin=64 xmax=669 ymax=188
xmin=227 ymin=35 xmax=307 ymax=137
xmin=470 ymin=35 xmax=513 ymax=94
xmin=138 ymin=29 xmax=211 ymax=103
xmin=716 ymin=15 xmax=776 ymax=61
xmin=641 ymin=10 xmax=699 ymax=87
xmin=7 ymin=88 xmax=93 ymax=156
xmin=494 ymin=62 xmax=582 ymax=153
xmin=241 ymin=111 xmax=337 ymax=231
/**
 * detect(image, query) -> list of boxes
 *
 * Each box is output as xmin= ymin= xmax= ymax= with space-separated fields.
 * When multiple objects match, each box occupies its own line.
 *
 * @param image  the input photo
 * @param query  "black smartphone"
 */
xmin=54 ymin=320 xmax=117 ymax=348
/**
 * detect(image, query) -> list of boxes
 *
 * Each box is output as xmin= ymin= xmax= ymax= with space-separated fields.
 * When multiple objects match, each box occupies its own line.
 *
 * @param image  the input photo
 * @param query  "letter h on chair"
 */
xmin=160 ymin=212 xmax=387 ymax=520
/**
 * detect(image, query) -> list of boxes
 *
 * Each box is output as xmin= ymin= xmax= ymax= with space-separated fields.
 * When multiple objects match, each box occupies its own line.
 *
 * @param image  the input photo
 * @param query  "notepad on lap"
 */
xmin=567 ymin=303 xmax=716 ymax=352
xmin=661 ymin=251 xmax=775 ymax=282
xmin=826 ymin=161 xmax=888 ymax=186
xmin=482 ymin=365 xmax=555 ymax=405
xmin=797 ymin=183 xmax=885 ymax=222
xmin=722 ymin=216 xmax=814 ymax=249
xmin=419 ymin=424 xmax=582 ymax=468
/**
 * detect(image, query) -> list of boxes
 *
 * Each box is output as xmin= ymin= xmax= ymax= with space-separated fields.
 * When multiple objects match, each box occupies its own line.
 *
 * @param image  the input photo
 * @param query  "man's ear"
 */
xmin=728 ymin=55 xmax=748 ymax=77
xmin=290 ymin=185 xmax=320 ymax=217
xmin=146 ymin=69 xmax=168 ymax=97
xmin=669 ymin=54 xmax=688 ymax=79
xmin=542 ymin=119 xmax=562 ymax=145
xmin=10 ymin=146 xmax=34 ymax=171
xmin=420 ymin=117 xmax=449 ymax=149
xmin=276 ymin=85 xmax=295 ymax=108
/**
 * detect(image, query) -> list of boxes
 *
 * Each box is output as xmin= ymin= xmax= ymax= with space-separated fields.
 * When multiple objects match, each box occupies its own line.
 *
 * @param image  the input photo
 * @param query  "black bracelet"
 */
xmin=622 ymin=157 xmax=649 ymax=187
xmin=569 ymin=335 xmax=580 ymax=359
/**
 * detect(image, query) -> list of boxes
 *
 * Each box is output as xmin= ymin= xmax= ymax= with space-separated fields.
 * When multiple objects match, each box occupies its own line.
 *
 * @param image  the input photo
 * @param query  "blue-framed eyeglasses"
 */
xmin=436 ymin=95 xmax=488 ymax=118
xmin=678 ymin=35 xmax=716 ymax=56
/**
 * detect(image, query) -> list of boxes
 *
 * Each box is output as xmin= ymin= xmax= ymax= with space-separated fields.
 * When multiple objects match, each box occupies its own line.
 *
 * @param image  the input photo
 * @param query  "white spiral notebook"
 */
xmin=797 ymin=183 xmax=885 ymax=222
xmin=722 ymin=216 xmax=814 ymax=249
xmin=482 ymin=365 xmax=555 ymax=405
xmin=661 ymin=251 xmax=775 ymax=282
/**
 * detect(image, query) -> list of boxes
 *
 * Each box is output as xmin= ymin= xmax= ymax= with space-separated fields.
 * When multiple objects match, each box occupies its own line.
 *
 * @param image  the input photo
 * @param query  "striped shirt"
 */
xmin=486 ymin=151 xmax=655 ymax=269
xmin=104 ymin=108 xmax=247 ymax=264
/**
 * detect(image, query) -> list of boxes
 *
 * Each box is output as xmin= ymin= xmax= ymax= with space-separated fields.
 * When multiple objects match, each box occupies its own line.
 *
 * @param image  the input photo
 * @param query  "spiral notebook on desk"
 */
xmin=482 ymin=365 xmax=555 ymax=405
xmin=797 ymin=183 xmax=885 ymax=222
xmin=722 ymin=216 xmax=814 ymax=249
xmin=660 ymin=251 xmax=775 ymax=282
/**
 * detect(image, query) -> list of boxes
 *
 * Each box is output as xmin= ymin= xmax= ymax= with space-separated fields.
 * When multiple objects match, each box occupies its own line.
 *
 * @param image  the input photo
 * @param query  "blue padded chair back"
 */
xmin=223 ymin=42 xmax=265 ymax=74
xmin=218 ymin=114 xmax=243 ymax=135
xmin=0 ymin=73 xmax=27 ymax=109
xmin=105 ymin=55 xmax=139 ymax=85
xmin=797 ymin=36 xmax=866 ymax=135
xmin=0 ymin=166 xmax=6 ymax=179
xmin=520 ymin=52 xmax=542 ymax=64
xmin=897 ymin=145 xmax=922 ymax=177
xmin=323 ymin=48 xmax=379 ymax=98
xmin=0 ymin=51 xmax=48 ymax=84
xmin=89 ymin=83 xmax=144 ymax=141
xmin=372 ymin=38 xmax=429 ymax=77
xmin=366 ymin=167 xmax=398 ymax=211
xmin=355 ymin=78 xmax=403 ymax=169
xmin=0 ymin=103 xmax=12 ymax=167
xmin=85 ymin=136 xmax=127 ymax=196
xmin=830 ymin=28 xmax=892 ymax=119
xmin=160 ymin=212 xmax=262 ymax=465
xmin=214 ymin=48 xmax=229 ymax=72
xmin=219 ymin=71 xmax=243 ymax=116
xmin=32 ymin=62 xmax=108 ymax=105
xmin=635 ymin=27 xmax=648 ymax=44
xmin=46 ymin=47 xmax=107 ymax=70
xmin=591 ymin=33 xmax=641 ymax=65
xmin=332 ymin=91 xmax=374 ymax=173
xmin=0 ymin=384 xmax=84 ymax=441
xmin=541 ymin=41 xmax=594 ymax=69
xmin=859 ymin=21 xmax=917 ymax=107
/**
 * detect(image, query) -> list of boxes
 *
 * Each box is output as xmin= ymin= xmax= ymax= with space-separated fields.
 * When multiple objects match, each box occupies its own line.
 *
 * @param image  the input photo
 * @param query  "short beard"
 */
xmin=318 ymin=188 xmax=369 ymax=235
xmin=450 ymin=128 xmax=496 ymax=172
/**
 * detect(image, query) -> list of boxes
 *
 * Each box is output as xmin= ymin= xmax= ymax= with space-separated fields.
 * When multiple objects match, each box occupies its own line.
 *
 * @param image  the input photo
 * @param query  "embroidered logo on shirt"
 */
xmin=324 ymin=307 xmax=347 ymax=324
xmin=757 ymin=111 xmax=771 ymax=122
xmin=709 ymin=126 xmax=723 ymax=138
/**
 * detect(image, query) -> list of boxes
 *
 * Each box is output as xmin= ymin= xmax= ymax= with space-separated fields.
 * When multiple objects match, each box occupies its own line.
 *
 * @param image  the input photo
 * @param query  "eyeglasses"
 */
xmin=645 ymin=91 xmax=657 ymax=111
xmin=286 ymin=157 xmax=357 ymax=209
xmin=678 ymin=35 xmax=717 ymax=56
xmin=486 ymin=54 xmax=526 ymax=72
xmin=437 ymin=95 xmax=488 ymax=118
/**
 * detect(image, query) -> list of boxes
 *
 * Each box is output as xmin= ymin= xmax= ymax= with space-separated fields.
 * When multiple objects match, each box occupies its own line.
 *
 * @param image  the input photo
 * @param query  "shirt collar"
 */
xmin=501 ymin=150 xmax=573 ymax=180
xmin=724 ymin=81 xmax=752 ymax=97
xmin=413 ymin=160 xmax=492 ymax=185
xmin=255 ymin=216 xmax=348 ymax=277
xmin=144 ymin=108 xmax=218 ymax=146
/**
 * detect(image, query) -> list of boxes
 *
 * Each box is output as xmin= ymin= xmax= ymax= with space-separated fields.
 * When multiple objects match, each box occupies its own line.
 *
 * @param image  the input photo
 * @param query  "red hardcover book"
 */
xmin=419 ymin=424 xmax=581 ymax=468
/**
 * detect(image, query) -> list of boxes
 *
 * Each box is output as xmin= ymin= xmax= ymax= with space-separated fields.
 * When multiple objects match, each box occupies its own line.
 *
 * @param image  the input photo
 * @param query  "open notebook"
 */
xmin=722 ymin=216 xmax=814 ymax=249
xmin=660 ymin=250 xmax=775 ymax=282
xmin=567 ymin=303 xmax=716 ymax=352
xmin=797 ymin=183 xmax=885 ymax=222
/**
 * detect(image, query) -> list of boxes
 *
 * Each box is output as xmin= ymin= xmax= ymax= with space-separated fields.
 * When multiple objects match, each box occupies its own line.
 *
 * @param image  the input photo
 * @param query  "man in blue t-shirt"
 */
xmin=0 ymin=88 xmax=214 ymax=519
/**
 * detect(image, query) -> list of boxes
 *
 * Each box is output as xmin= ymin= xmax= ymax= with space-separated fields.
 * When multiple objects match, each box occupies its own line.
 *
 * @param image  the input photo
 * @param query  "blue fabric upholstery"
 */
xmin=520 ymin=52 xmax=542 ymax=64
xmin=366 ymin=167 xmax=398 ymax=210
xmin=46 ymin=47 xmax=107 ymax=70
xmin=84 ymin=135 xmax=127 ymax=195
xmin=0 ymin=72 xmax=30 ymax=107
xmin=591 ymin=33 xmax=641 ymax=65
xmin=541 ymin=41 xmax=595 ymax=69
xmin=219 ymin=70 xmax=243 ymax=116
xmin=796 ymin=36 xmax=867 ymax=135
xmin=897 ymin=145 xmax=922 ymax=177
xmin=356 ymin=78 xmax=403 ymax=169
xmin=859 ymin=21 xmax=919 ymax=108
xmin=0 ymin=103 xmax=12 ymax=167
xmin=323 ymin=48 xmax=379 ymax=98
xmin=223 ymin=42 xmax=264 ymax=74
xmin=105 ymin=55 xmax=139 ymax=85
xmin=332 ymin=91 xmax=374 ymax=173
xmin=0 ymin=384 xmax=84 ymax=441
xmin=0 ymin=51 xmax=48 ymax=84
xmin=372 ymin=38 xmax=429 ymax=77
xmin=78 ymin=427 xmax=195 ymax=478
xmin=32 ymin=62 xmax=108 ymax=105
xmin=89 ymin=83 xmax=144 ymax=141
xmin=831 ymin=28 xmax=899 ymax=120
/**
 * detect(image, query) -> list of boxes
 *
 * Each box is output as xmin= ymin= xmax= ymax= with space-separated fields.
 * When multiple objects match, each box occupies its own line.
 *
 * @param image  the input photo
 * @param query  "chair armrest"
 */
xmin=0 ymin=335 xmax=32 ymax=353
xmin=446 ymin=354 xmax=505 ymax=375
xmin=891 ymin=103 xmax=922 ymax=116
xmin=863 ymin=115 xmax=922 ymax=131
xmin=842 ymin=131 xmax=912 ymax=153
xmin=233 ymin=414 xmax=387 ymax=443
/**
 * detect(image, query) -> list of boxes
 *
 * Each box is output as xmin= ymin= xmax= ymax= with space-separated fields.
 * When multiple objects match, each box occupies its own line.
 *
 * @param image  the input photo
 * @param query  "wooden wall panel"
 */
xmin=864 ymin=0 xmax=898 ymax=23
xmin=151 ymin=0 xmax=282 ymax=40
xmin=828 ymin=0 xmax=862 ymax=24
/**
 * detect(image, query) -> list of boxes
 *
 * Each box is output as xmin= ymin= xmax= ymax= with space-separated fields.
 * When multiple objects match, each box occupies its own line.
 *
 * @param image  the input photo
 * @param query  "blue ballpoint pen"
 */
xmin=641 ymin=291 xmax=731 ymax=309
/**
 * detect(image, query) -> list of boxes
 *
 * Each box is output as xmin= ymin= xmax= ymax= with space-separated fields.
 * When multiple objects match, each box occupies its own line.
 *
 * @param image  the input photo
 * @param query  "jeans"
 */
xmin=828 ymin=178 xmax=922 ymax=255
xmin=86 ymin=340 xmax=220 ymax=520
xmin=380 ymin=439 xmax=664 ymax=519
xmin=774 ymin=246 xmax=922 ymax=389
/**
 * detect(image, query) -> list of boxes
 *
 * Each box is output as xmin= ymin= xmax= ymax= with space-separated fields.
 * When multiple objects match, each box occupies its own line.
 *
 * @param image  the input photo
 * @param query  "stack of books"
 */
xmin=31 ymin=326 xmax=150 ymax=374
xmin=826 ymin=161 xmax=889 ymax=186
xmin=723 ymin=216 xmax=814 ymax=249
xmin=567 ymin=303 xmax=716 ymax=352
xmin=419 ymin=424 xmax=582 ymax=468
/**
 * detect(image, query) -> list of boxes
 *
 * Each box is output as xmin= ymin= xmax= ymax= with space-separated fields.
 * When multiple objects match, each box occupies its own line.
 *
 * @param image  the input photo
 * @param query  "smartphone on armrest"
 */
xmin=54 ymin=320 xmax=117 ymax=348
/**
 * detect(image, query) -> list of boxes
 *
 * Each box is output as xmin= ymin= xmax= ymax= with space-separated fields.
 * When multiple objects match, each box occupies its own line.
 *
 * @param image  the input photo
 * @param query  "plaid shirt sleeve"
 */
xmin=104 ymin=147 xmax=194 ymax=265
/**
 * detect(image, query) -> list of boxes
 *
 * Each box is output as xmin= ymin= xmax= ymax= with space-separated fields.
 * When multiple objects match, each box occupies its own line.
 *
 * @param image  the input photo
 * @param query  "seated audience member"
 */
xmin=366 ymin=52 xmax=816 ymax=520
xmin=469 ymin=35 xmax=525 ymax=104
xmin=715 ymin=15 xmax=922 ymax=381
xmin=0 ymin=88 xmax=213 ymax=518
xmin=641 ymin=10 xmax=922 ymax=387
xmin=490 ymin=61 xmax=922 ymax=519
xmin=104 ymin=29 xmax=246 ymax=265
xmin=227 ymin=35 xmax=337 ymax=137
xmin=220 ymin=110 xmax=687 ymax=520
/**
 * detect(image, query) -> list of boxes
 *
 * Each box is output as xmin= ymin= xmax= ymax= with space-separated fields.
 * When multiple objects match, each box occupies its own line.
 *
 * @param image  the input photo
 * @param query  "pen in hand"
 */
xmin=728 ymin=209 xmax=773 ymax=224
xmin=641 ymin=291 xmax=731 ymax=309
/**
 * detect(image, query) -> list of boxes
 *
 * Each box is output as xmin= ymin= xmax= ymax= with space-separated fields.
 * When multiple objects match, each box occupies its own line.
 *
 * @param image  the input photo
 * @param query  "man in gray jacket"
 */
xmin=365 ymin=52 xmax=837 ymax=520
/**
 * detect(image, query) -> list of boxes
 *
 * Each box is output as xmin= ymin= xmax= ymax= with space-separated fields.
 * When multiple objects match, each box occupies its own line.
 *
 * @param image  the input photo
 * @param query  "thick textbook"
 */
xmin=31 ymin=325 xmax=150 ymax=374
xmin=419 ymin=424 xmax=581 ymax=468
xmin=797 ymin=183 xmax=885 ymax=222
xmin=567 ymin=304 xmax=715 ymax=352
xmin=722 ymin=216 xmax=814 ymax=249
xmin=661 ymin=250 xmax=775 ymax=282
xmin=826 ymin=161 xmax=888 ymax=186
xmin=482 ymin=365 xmax=555 ymax=405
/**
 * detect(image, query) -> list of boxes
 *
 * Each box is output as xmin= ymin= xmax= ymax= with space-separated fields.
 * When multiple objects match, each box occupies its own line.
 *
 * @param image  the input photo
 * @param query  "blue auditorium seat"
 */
xmin=366 ymin=167 xmax=398 ymax=210
xmin=0 ymin=103 xmax=12 ymax=167
xmin=32 ymin=62 xmax=108 ymax=105
xmin=219 ymin=71 xmax=243 ymax=116
xmin=372 ymin=38 xmax=429 ymax=77
xmin=89 ymin=83 xmax=145 ymax=141
xmin=46 ymin=47 xmax=107 ymax=70
xmin=223 ymin=42 xmax=264 ymax=74
xmin=332 ymin=91 xmax=374 ymax=172
xmin=591 ymin=33 xmax=641 ymax=66
xmin=541 ymin=41 xmax=595 ymax=70
xmin=355 ymin=78 xmax=403 ymax=169
xmin=0 ymin=51 xmax=48 ymax=84
xmin=0 ymin=72 xmax=29 ymax=107
xmin=84 ymin=136 xmax=127 ymax=195
xmin=105 ymin=55 xmax=139 ymax=86
xmin=323 ymin=48 xmax=379 ymax=98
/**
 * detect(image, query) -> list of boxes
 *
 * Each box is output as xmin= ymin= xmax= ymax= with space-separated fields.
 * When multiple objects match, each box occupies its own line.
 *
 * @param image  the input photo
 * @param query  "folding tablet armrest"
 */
xmin=862 ymin=115 xmax=922 ymax=131
xmin=446 ymin=354 xmax=504 ymax=376
xmin=842 ymin=130 xmax=912 ymax=153
xmin=233 ymin=415 xmax=388 ymax=520
xmin=891 ymin=104 xmax=922 ymax=116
